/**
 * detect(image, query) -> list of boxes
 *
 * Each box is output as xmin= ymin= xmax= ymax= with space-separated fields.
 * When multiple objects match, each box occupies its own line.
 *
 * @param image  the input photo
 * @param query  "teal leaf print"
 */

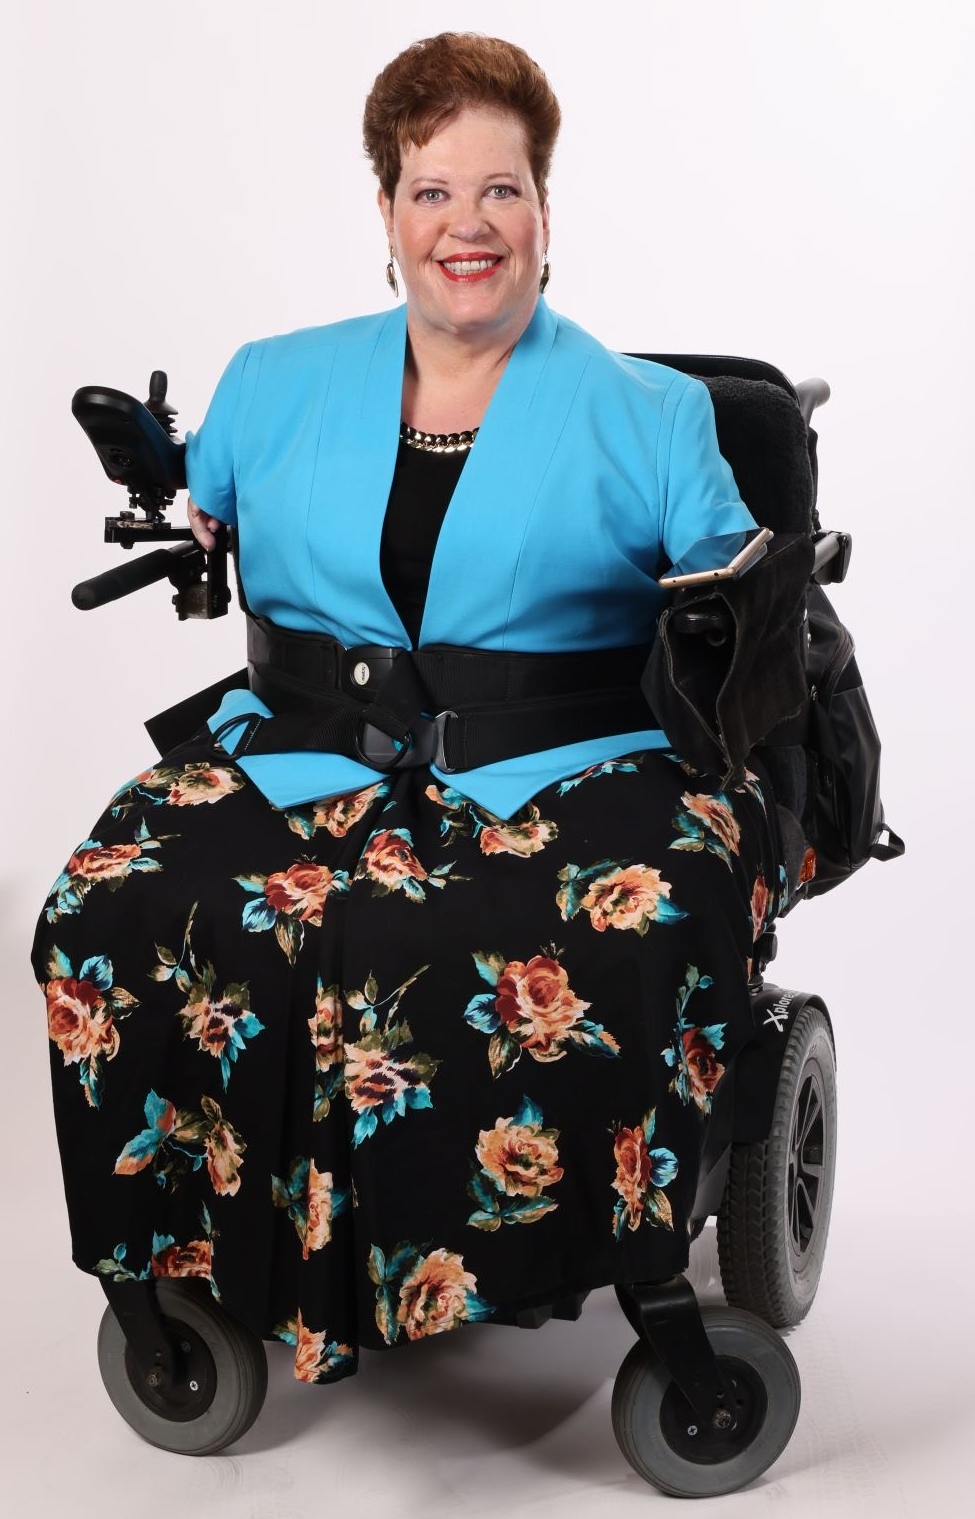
xmin=113 ymin=1090 xmax=174 ymax=1174
xmin=77 ymin=955 xmax=113 ymax=991
xmin=242 ymin=898 xmax=278 ymax=932
xmin=472 ymin=950 xmax=506 ymax=987
xmin=511 ymin=1094 xmax=543 ymax=1127
xmin=463 ymin=992 xmax=500 ymax=1033
xmin=353 ymin=1109 xmax=379 ymax=1146
xmin=661 ymin=964 xmax=728 ymax=1114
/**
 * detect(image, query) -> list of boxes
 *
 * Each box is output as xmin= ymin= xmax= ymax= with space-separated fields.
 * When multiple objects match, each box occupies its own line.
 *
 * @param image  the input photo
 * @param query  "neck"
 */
xmin=401 ymin=299 xmax=538 ymax=433
xmin=405 ymin=321 xmax=516 ymax=385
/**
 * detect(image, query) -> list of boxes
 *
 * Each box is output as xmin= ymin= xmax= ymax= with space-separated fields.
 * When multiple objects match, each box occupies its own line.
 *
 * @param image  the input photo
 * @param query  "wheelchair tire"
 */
xmin=611 ymin=1307 xmax=800 ymax=1497
xmin=96 ymin=1279 xmax=268 ymax=1455
xmin=717 ymin=1002 xmax=837 ymax=1327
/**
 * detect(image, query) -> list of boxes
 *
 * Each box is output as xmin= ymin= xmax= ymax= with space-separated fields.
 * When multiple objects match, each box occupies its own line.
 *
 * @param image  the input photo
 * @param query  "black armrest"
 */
xmin=812 ymin=530 xmax=852 ymax=584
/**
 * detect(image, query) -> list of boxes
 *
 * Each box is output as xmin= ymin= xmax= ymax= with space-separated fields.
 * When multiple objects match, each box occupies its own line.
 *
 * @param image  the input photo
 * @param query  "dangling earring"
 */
xmin=385 ymin=245 xmax=399 ymax=299
xmin=539 ymin=253 xmax=551 ymax=294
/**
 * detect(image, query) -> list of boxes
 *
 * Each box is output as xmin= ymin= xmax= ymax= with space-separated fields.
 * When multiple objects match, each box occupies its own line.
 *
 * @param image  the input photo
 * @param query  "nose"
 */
xmin=447 ymin=193 xmax=489 ymax=244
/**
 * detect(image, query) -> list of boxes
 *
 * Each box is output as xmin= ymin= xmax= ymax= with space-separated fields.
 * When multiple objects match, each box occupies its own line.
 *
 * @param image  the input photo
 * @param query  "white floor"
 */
xmin=5 ymin=887 xmax=973 ymax=1519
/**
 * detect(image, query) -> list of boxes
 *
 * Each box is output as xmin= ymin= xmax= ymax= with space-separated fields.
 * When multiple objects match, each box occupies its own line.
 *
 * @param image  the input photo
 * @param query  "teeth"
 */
xmin=442 ymin=258 xmax=499 ymax=274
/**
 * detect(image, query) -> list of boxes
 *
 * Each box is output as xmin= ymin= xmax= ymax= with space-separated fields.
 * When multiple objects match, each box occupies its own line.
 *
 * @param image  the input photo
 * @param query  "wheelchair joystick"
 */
xmin=145 ymin=370 xmax=179 ymax=436
xmin=70 ymin=370 xmax=232 ymax=619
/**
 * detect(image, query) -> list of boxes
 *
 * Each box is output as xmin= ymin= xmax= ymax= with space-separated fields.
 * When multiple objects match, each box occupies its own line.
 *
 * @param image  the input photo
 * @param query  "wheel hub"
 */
xmin=788 ymin=1063 xmax=826 ymax=1267
xmin=658 ymin=1355 xmax=768 ymax=1464
xmin=124 ymin=1315 xmax=218 ymax=1422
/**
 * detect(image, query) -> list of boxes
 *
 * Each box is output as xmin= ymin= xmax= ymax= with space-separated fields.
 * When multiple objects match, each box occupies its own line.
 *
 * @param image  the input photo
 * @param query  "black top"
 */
xmin=379 ymin=440 xmax=469 ymax=645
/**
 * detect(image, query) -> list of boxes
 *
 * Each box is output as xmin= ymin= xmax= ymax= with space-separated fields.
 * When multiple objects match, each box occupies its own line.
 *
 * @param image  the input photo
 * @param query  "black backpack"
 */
xmin=799 ymin=582 xmax=904 ymax=897
xmin=640 ymin=363 xmax=904 ymax=906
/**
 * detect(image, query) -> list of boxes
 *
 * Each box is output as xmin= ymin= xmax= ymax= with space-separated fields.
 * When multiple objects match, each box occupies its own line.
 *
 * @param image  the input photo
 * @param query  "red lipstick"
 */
xmin=439 ymin=253 xmax=503 ymax=283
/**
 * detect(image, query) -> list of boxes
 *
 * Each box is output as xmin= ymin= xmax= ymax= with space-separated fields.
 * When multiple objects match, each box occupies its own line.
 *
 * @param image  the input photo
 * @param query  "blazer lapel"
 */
xmin=307 ymin=304 xmax=411 ymax=646
xmin=419 ymin=299 xmax=591 ymax=648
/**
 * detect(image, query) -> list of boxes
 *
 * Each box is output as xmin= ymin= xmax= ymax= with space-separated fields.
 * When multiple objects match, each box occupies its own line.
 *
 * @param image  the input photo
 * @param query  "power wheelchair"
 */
xmin=68 ymin=352 xmax=849 ymax=1497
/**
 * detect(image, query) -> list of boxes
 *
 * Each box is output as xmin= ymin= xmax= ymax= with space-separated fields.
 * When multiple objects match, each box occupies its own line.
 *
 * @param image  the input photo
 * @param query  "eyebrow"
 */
xmin=406 ymin=171 xmax=523 ymax=187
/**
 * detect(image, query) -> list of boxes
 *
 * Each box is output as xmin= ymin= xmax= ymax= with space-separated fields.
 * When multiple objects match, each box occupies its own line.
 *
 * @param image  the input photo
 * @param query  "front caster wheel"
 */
xmin=97 ymin=1279 xmax=268 ymax=1455
xmin=611 ymin=1307 xmax=800 ymax=1497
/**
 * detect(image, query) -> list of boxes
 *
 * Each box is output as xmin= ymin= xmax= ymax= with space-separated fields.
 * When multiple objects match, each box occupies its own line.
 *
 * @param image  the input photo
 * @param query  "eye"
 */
xmin=417 ymin=188 xmax=445 ymax=203
xmin=487 ymin=185 xmax=517 ymax=199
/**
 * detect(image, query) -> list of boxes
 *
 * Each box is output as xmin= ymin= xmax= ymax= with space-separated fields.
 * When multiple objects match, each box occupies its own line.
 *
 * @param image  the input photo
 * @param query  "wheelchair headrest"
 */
xmin=702 ymin=375 xmax=815 ymax=536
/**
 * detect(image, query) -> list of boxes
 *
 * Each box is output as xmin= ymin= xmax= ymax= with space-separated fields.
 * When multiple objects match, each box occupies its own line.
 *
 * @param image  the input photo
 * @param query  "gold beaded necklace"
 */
xmin=399 ymin=421 xmax=479 ymax=455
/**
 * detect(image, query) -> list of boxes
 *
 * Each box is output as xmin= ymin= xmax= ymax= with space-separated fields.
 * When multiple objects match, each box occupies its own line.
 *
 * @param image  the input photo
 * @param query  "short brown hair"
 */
xmin=363 ymin=33 xmax=561 ymax=200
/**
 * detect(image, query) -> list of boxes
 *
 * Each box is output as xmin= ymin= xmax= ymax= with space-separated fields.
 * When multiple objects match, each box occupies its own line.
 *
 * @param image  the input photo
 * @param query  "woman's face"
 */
xmin=379 ymin=105 xmax=550 ymax=350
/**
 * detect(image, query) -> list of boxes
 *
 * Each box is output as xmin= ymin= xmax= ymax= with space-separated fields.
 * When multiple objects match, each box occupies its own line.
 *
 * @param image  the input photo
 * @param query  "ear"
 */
xmin=541 ymin=198 xmax=551 ymax=246
xmin=378 ymin=187 xmax=394 ymax=244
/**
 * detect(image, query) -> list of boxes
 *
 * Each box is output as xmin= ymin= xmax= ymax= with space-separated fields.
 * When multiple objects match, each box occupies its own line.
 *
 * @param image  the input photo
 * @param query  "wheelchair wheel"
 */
xmin=717 ymin=1002 xmax=837 ymax=1327
xmin=96 ymin=1279 xmax=268 ymax=1455
xmin=611 ymin=1307 xmax=800 ymax=1497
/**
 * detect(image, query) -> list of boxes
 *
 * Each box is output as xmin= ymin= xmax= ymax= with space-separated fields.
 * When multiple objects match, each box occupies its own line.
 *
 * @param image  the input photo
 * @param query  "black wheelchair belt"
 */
xmin=216 ymin=613 xmax=658 ymax=775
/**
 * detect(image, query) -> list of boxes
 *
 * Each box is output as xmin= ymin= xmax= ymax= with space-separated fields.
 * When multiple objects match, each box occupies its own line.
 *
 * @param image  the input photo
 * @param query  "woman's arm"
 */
xmin=659 ymin=377 xmax=759 ymax=577
xmin=184 ymin=341 xmax=256 ymax=548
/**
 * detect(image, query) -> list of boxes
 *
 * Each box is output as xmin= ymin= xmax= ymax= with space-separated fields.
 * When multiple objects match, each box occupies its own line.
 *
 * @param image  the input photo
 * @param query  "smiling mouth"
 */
xmin=439 ymin=256 xmax=502 ymax=281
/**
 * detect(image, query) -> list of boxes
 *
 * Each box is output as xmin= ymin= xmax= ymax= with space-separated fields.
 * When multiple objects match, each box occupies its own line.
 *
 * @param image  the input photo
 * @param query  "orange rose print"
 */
xmin=396 ymin=1248 xmax=482 ymax=1340
xmin=464 ymin=948 xmax=620 ymax=1075
xmin=495 ymin=955 xmax=590 ymax=1060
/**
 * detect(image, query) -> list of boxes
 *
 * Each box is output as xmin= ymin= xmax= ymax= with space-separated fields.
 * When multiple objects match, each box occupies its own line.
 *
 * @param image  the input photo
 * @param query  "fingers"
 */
xmin=187 ymin=496 xmax=220 ymax=552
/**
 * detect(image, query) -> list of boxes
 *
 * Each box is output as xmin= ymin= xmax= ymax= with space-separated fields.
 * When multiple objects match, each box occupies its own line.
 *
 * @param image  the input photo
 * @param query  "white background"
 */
xmin=3 ymin=2 xmax=972 ymax=1513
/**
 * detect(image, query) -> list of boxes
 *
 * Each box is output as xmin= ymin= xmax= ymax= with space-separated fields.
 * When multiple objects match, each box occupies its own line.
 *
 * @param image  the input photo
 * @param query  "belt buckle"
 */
xmin=432 ymin=709 xmax=457 ymax=773
xmin=356 ymin=710 xmax=457 ymax=773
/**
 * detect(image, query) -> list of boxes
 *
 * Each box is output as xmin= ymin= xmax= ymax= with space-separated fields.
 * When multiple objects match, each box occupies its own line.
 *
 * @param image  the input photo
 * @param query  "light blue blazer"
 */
xmin=185 ymin=298 xmax=756 ymax=819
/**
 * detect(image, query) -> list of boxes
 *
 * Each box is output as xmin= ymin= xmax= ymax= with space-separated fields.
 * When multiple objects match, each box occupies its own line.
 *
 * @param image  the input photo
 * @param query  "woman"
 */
xmin=34 ymin=34 xmax=784 ymax=1386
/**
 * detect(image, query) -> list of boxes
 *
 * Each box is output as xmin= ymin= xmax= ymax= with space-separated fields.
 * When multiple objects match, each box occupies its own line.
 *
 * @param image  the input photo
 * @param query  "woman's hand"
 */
xmin=188 ymin=496 xmax=222 ymax=552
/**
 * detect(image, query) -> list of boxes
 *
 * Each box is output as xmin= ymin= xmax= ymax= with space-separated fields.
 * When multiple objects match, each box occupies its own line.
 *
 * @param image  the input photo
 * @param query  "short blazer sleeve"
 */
xmin=660 ymin=377 xmax=758 ymax=576
xmin=183 ymin=342 xmax=256 ymax=526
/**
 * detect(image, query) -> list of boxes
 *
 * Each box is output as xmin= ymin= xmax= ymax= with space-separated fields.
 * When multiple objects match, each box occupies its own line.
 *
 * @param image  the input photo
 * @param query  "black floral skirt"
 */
xmin=32 ymin=737 xmax=782 ymax=1385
